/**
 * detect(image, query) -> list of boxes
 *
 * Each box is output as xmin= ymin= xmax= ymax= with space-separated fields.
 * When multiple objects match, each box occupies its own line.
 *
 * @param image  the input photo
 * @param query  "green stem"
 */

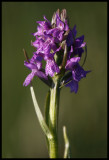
xmin=48 ymin=77 xmax=60 ymax=158
xmin=44 ymin=90 xmax=50 ymax=151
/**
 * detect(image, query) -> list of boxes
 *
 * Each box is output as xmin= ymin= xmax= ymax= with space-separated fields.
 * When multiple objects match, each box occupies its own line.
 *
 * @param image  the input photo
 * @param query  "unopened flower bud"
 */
xmin=51 ymin=12 xmax=56 ymax=26
xmin=60 ymin=9 xmax=67 ymax=22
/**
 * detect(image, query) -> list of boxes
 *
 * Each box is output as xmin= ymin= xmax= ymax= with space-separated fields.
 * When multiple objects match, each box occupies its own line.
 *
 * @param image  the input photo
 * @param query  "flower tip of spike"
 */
xmin=56 ymin=9 xmax=60 ymax=15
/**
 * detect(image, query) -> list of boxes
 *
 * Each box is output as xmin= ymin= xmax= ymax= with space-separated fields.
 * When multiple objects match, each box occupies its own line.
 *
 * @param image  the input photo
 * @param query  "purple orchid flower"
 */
xmin=45 ymin=57 xmax=60 ymax=77
xmin=66 ymin=25 xmax=86 ymax=57
xmin=23 ymin=57 xmax=48 ymax=86
xmin=33 ymin=16 xmax=52 ymax=37
xmin=65 ymin=57 xmax=90 ymax=93
xmin=46 ymin=13 xmax=69 ymax=43
xmin=24 ymin=9 xmax=90 ymax=93
xmin=44 ymin=46 xmax=61 ymax=77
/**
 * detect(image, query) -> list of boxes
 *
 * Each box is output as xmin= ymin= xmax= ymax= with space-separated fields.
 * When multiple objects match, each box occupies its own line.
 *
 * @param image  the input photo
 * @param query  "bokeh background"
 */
xmin=2 ymin=2 xmax=107 ymax=158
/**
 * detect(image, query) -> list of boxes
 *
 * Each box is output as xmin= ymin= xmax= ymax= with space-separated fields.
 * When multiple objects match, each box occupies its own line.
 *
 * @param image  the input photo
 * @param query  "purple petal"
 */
xmin=77 ymin=35 xmax=84 ymax=42
xmin=43 ymin=15 xmax=51 ymax=26
xmin=32 ymin=38 xmax=44 ymax=48
xmin=56 ymin=15 xmax=64 ymax=30
xmin=32 ymin=53 xmax=43 ymax=62
xmin=65 ymin=79 xmax=78 ymax=93
xmin=80 ymin=42 xmax=86 ymax=48
xmin=36 ymin=62 xmax=42 ymax=70
xmin=36 ymin=70 xmax=48 ymax=80
xmin=45 ymin=59 xmax=60 ymax=77
xmin=64 ymin=20 xmax=69 ymax=31
xmin=67 ymin=45 xmax=73 ymax=59
xmin=66 ymin=25 xmax=77 ymax=47
xmin=72 ymin=64 xmax=90 ymax=82
xmin=54 ymin=46 xmax=62 ymax=54
xmin=46 ymin=28 xmax=56 ymax=35
xmin=44 ymin=53 xmax=53 ymax=61
xmin=66 ymin=30 xmax=73 ymax=47
xmin=23 ymin=71 xmax=36 ymax=86
xmin=65 ymin=57 xmax=80 ymax=70
xmin=24 ymin=61 xmax=37 ymax=70
xmin=75 ymin=35 xmax=86 ymax=48
xmin=52 ymin=29 xmax=60 ymax=37
xmin=73 ymin=48 xmax=84 ymax=57
xmin=36 ymin=21 xmax=45 ymax=26
xmin=33 ymin=26 xmax=43 ymax=36
xmin=72 ymin=25 xmax=77 ymax=37
xmin=57 ymin=31 xmax=64 ymax=41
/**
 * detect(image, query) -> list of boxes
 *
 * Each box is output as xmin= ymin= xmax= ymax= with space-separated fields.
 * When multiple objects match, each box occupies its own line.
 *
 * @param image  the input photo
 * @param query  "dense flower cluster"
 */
xmin=23 ymin=9 xmax=90 ymax=93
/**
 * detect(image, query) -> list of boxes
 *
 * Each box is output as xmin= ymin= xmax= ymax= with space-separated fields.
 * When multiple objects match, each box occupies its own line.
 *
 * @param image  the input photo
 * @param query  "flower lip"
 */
xmin=45 ymin=58 xmax=60 ymax=77
xmin=72 ymin=64 xmax=88 ymax=82
xmin=65 ymin=78 xmax=78 ymax=93
xmin=65 ymin=57 xmax=80 ymax=70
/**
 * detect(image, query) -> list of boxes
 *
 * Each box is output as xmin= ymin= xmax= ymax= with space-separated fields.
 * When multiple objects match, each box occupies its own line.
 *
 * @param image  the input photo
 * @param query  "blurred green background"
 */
xmin=2 ymin=2 xmax=107 ymax=158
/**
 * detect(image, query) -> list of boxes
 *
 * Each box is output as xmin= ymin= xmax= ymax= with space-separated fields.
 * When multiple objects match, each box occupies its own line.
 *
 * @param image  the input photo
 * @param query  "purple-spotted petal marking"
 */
xmin=45 ymin=58 xmax=60 ymax=77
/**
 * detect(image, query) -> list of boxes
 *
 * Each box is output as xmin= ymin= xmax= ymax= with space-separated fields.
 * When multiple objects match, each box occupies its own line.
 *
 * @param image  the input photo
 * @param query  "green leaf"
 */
xmin=30 ymin=86 xmax=53 ymax=140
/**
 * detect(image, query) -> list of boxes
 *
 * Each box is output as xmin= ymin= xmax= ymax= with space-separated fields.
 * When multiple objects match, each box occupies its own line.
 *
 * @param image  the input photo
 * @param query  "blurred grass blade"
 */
xmin=63 ymin=126 xmax=71 ymax=158
xmin=30 ymin=86 xmax=53 ymax=140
